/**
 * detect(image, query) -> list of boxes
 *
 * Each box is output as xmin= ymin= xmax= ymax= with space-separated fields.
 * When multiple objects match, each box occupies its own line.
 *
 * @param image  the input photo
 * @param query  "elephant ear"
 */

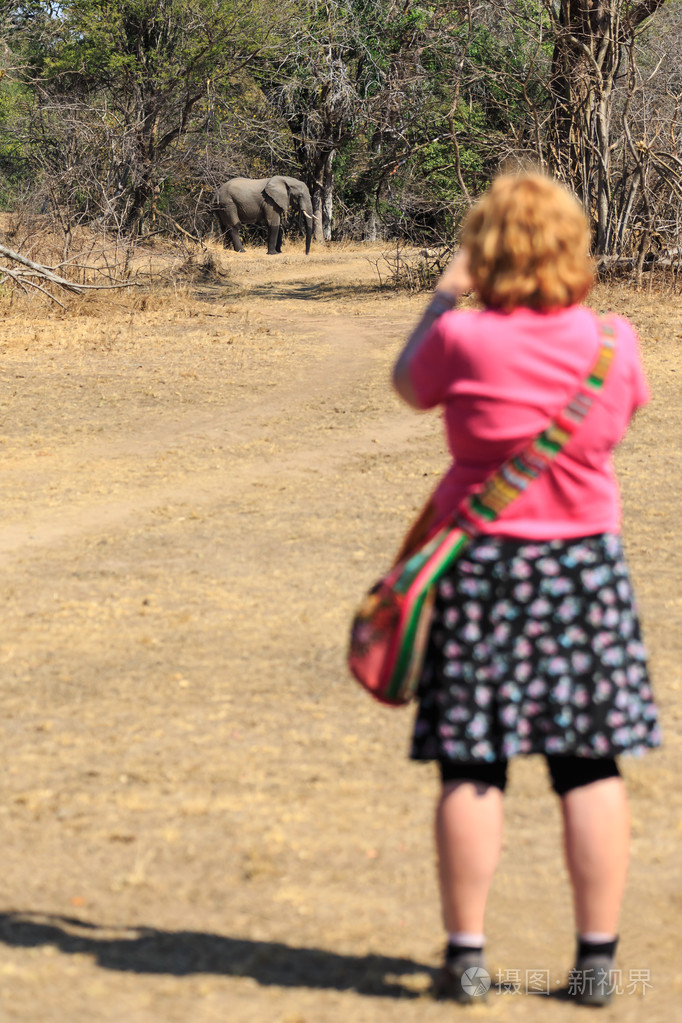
xmin=263 ymin=176 xmax=290 ymax=213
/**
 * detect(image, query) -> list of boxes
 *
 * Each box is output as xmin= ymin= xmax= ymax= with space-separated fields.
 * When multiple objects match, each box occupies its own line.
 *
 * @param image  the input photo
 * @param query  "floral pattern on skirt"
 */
xmin=410 ymin=533 xmax=661 ymax=763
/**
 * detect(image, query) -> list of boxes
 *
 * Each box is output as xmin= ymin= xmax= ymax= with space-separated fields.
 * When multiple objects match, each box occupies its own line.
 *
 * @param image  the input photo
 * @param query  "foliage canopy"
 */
xmin=0 ymin=0 xmax=680 ymax=278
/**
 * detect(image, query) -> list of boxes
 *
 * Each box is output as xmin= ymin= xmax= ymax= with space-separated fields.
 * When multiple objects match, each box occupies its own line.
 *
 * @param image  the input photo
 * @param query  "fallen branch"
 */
xmin=0 ymin=242 xmax=85 ymax=293
xmin=0 ymin=242 xmax=140 ymax=303
xmin=0 ymin=268 xmax=68 ymax=308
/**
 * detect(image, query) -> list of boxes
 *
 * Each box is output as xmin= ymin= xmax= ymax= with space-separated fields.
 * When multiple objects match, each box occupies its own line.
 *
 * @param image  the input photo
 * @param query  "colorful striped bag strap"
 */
xmin=457 ymin=316 xmax=617 ymax=535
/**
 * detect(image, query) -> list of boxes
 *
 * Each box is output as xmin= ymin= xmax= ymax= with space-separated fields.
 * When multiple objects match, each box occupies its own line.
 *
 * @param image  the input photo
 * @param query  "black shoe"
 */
xmin=568 ymin=954 xmax=616 ymax=1007
xmin=433 ymin=951 xmax=490 ymax=1004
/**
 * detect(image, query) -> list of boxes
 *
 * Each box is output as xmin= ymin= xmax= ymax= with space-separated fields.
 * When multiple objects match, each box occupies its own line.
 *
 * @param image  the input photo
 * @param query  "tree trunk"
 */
xmin=321 ymin=151 xmax=334 ymax=241
xmin=312 ymin=190 xmax=324 ymax=244
xmin=311 ymin=150 xmax=335 ymax=243
xmin=364 ymin=210 xmax=378 ymax=242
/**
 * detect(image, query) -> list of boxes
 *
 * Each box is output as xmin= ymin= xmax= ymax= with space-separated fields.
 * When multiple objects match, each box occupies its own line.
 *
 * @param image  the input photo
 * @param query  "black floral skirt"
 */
xmin=410 ymin=533 xmax=661 ymax=764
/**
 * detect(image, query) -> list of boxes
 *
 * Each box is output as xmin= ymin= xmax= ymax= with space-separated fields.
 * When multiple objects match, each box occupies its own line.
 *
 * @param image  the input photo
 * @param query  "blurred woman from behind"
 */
xmin=393 ymin=173 xmax=660 ymax=1007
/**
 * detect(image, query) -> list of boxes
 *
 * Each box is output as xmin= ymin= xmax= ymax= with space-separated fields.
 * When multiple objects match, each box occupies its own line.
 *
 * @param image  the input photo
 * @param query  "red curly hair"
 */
xmin=461 ymin=173 xmax=594 ymax=311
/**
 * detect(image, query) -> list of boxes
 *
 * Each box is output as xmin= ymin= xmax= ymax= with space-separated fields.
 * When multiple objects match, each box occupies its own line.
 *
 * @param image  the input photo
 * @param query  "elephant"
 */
xmin=214 ymin=176 xmax=314 ymax=255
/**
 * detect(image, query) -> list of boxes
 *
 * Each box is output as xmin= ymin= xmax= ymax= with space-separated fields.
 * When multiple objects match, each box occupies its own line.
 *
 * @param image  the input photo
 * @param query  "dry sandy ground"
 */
xmin=0 ymin=241 xmax=680 ymax=1023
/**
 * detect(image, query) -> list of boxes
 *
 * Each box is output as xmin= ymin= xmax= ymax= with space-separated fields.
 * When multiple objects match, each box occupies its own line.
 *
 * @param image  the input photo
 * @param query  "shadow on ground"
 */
xmin=247 ymin=280 xmax=383 ymax=302
xmin=0 ymin=911 xmax=433 ymax=998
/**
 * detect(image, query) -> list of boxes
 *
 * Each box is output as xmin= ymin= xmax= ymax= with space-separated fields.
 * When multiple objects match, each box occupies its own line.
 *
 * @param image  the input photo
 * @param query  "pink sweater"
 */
xmin=408 ymin=304 xmax=649 ymax=539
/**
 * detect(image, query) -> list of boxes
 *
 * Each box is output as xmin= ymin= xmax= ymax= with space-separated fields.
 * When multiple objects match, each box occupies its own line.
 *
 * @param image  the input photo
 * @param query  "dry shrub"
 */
xmin=374 ymin=239 xmax=682 ymax=296
xmin=373 ymin=242 xmax=453 ymax=291
xmin=1 ymin=213 xmax=62 ymax=264
xmin=1 ymin=210 xmax=136 ymax=275
xmin=0 ymin=210 xmax=233 ymax=312
xmin=597 ymin=256 xmax=682 ymax=296
xmin=172 ymin=250 xmax=230 ymax=285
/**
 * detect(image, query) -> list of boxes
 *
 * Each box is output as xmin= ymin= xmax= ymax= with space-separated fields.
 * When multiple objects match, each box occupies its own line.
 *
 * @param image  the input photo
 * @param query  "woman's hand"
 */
xmin=435 ymin=248 xmax=473 ymax=300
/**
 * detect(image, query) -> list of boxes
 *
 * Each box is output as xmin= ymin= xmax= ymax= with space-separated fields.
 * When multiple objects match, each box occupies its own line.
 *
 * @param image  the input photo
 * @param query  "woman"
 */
xmin=392 ymin=173 xmax=660 ymax=1007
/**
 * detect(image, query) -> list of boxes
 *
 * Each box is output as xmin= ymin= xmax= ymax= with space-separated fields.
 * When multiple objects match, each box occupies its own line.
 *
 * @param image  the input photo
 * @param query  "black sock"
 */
xmin=447 ymin=941 xmax=483 ymax=962
xmin=577 ymin=936 xmax=618 ymax=960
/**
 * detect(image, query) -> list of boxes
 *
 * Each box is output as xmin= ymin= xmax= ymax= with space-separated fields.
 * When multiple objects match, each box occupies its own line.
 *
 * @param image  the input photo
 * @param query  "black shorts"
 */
xmin=439 ymin=754 xmax=621 ymax=796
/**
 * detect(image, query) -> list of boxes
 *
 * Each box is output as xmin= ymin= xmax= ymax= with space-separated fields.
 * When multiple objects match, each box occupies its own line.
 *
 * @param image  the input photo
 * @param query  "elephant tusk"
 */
xmin=302 ymin=212 xmax=314 ymax=221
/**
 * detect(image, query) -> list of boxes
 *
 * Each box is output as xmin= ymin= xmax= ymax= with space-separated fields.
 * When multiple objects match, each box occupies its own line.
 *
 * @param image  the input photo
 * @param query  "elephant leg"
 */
xmin=275 ymin=226 xmax=284 ymax=253
xmin=266 ymin=223 xmax=281 ymax=255
xmin=229 ymin=226 xmax=245 ymax=252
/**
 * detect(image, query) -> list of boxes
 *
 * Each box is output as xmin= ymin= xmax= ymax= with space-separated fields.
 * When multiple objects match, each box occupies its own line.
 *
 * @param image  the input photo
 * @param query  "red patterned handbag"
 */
xmin=347 ymin=318 xmax=617 ymax=706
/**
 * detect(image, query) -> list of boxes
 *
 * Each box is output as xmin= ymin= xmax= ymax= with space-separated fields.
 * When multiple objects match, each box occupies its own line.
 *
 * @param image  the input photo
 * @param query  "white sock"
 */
xmin=447 ymin=931 xmax=485 ymax=948
xmin=579 ymin=932 xmax=617 ymax=944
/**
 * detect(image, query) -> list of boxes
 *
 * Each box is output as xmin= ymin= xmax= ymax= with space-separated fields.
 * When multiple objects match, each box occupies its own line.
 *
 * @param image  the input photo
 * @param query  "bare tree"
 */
xmin=542 ymin=0 xmax=669 ymax=256
xmin=451 ymin=0 xmax=681 ymax=278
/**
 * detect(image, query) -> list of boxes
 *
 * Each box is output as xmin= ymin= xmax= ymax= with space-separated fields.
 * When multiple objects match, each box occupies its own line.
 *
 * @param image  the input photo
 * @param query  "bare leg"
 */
xmin=561 ymin=777 xmax=630 ymax=935
xmin=436 ymin=780 xmax=504 ymax=934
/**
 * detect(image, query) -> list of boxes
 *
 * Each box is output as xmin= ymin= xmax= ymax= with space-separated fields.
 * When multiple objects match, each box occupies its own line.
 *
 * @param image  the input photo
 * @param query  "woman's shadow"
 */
xmin=0 ymin=910 xmax=434 ymax=999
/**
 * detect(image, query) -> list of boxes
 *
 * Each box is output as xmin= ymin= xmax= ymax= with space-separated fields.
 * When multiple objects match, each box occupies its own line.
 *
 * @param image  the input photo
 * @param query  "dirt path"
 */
xmin=0 ymin=245 xmax=679 ymax=1022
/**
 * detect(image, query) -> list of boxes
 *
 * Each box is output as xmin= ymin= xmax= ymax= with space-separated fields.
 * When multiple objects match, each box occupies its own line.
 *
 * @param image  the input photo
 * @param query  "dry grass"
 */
xmin=0 ymin=245 xmax=679 ymax=1023
xmin=0 ymin=215 xmax=238 ymax=311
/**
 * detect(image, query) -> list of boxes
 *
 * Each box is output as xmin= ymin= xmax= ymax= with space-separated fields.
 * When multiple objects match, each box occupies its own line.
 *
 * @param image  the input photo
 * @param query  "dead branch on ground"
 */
xmin=0 ymin=242 xmax=139 ymax=306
